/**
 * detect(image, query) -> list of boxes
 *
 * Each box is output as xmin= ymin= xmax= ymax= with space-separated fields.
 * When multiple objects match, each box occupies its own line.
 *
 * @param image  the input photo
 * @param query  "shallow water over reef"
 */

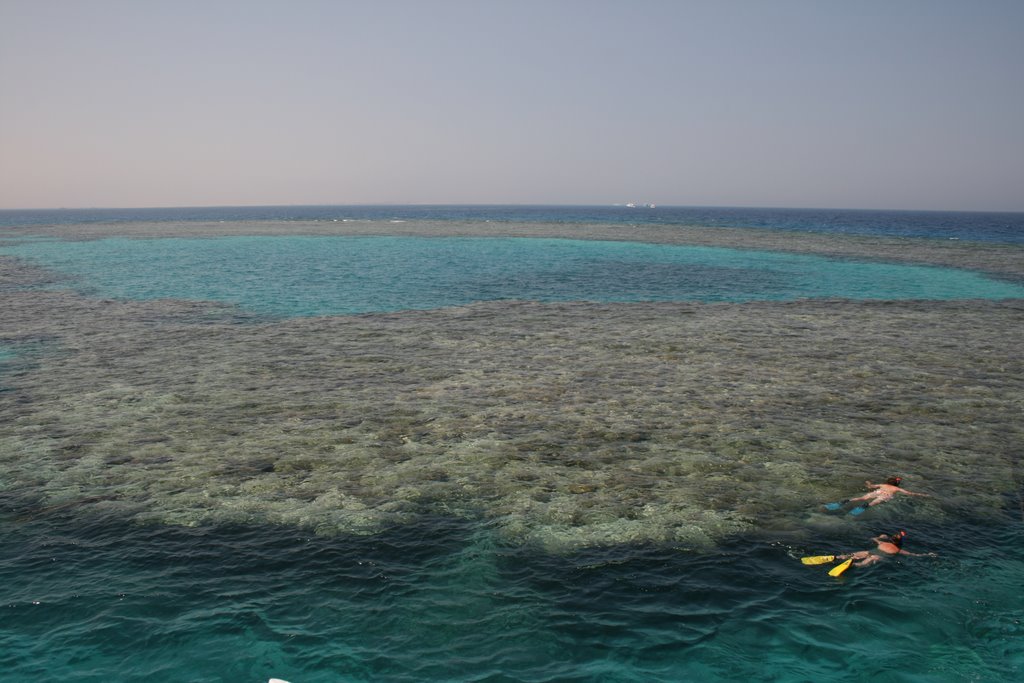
xmin=1 ymin=243 xmax=1021 ymax=548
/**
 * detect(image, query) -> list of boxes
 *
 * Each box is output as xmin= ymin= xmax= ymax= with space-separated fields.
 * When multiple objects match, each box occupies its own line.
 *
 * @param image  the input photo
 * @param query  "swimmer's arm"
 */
xmin=899 ymin=550 xmax=938 ymax=557
xmin=864 ymin=480 xmax=882 ymax=489
xmin=898 ymin=488 xmax=929 ymax=496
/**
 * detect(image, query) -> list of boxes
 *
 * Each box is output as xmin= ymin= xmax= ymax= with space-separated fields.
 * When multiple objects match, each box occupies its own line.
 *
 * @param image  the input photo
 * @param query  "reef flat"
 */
xmin=1 ymin=222 xmax=1022 ymax=550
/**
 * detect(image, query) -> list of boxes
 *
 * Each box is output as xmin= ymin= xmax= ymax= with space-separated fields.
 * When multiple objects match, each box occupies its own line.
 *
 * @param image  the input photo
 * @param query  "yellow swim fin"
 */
xmin=801 ymin=555 xmax=836 ymax=565
xmin=828 ymin=558 xmax=853 ymax=577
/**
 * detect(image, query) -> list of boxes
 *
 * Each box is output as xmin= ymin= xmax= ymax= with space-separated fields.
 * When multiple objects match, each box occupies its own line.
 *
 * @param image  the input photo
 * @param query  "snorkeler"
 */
xmin=824 ymin=476 xmax=930 ymax=515
xmin=801 ymin=530 xmax=937 ymax=575
xmin=835 ymin=530 xmax=936 ymax=568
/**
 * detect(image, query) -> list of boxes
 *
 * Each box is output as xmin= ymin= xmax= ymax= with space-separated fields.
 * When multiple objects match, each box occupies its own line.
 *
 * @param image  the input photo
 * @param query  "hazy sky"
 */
xmin=2 ymin=0 xmax=1022 ymax=211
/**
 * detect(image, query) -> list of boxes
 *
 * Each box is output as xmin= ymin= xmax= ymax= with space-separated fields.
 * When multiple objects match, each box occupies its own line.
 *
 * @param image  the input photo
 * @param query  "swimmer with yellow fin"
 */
xmin=802 ymin=530 xmax=937 ymax=576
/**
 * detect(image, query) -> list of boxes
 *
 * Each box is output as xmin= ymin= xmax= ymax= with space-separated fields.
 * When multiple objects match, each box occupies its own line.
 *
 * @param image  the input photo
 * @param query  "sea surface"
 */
xmin=3 ymin=204 xmax=1024 ymax=243
xmin=1 ymin=206 xmax=1022 ymax=682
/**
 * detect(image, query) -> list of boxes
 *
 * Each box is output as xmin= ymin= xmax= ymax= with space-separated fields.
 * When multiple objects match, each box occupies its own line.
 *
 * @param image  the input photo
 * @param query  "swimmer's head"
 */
xmin=890 ymin=530 xmax=907 ymax=548
xmin=886 ymin=476 xmax=903 ymax=486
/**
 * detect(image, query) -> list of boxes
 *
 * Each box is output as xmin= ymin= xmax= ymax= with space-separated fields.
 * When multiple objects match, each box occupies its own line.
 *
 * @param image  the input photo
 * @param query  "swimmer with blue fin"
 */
xmin=824 ymin=476 xmax=930 ymax=515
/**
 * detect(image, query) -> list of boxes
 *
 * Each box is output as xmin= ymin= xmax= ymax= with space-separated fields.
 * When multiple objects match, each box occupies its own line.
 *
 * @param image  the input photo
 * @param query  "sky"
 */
xmin=1 ymin=0 xmax=1022 ymax=211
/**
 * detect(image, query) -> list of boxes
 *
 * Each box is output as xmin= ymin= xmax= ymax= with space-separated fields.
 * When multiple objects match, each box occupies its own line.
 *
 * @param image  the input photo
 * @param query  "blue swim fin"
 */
xmin=848 ymin=506 xmax=867 ymax=516
xmin=824 ymin=502 xmax=843 ymax=511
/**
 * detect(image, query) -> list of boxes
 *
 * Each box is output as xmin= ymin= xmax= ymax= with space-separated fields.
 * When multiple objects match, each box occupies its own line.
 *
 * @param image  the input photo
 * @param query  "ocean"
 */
xmin=1 ymin=206 xmax=1022 ymax=682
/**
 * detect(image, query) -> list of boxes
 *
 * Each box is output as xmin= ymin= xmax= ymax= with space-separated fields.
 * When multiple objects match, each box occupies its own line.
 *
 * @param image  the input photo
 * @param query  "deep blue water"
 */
xmin=1 ymin=204 xmax=1023 ymax=243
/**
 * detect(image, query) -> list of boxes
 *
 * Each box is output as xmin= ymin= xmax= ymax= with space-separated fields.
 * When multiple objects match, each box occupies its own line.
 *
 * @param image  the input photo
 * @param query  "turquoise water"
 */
xmin=2 ymin=214 xmax=1023 ymax=681
xmin=3 ymin=236 xmax=1023 ymax=314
